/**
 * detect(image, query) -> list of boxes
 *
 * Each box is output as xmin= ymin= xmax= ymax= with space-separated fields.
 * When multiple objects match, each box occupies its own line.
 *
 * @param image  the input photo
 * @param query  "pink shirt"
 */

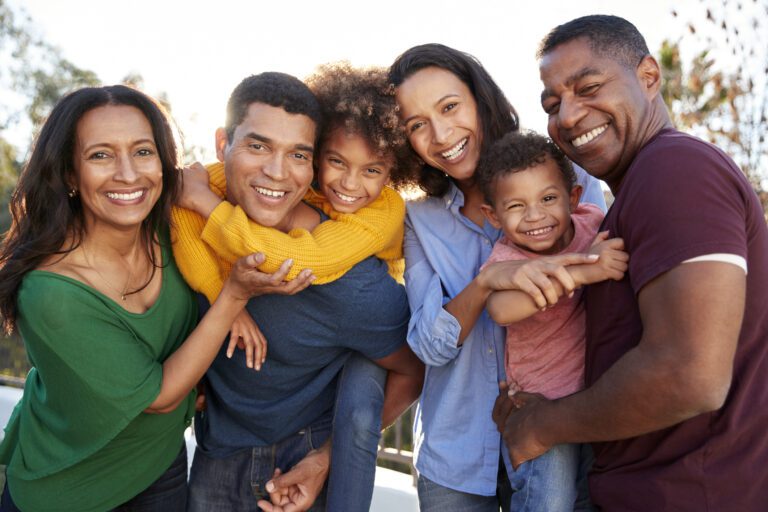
xmin=484 ymin=203 xmax=603 ymax=399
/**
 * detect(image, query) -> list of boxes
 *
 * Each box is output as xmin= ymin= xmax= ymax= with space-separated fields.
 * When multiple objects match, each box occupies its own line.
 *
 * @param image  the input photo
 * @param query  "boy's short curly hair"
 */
xmin=305 ymin=62 xmax=419 ymax=189
xmin=477 ymin=131 xmax=576 ymax=206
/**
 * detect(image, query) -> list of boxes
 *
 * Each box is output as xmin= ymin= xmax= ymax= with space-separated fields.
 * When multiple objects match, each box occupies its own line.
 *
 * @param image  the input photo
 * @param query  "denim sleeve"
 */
xmin=574 ymin=163 xmax=607 ymax=213
xmin=403 ymin=214 xmax=462 ymax=366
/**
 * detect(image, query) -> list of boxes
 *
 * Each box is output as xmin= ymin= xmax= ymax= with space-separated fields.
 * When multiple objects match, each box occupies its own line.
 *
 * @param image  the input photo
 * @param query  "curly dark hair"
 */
xmin=0 ymin=85 xmax=180 ymax=334
xmin=225 ymin=72 xmax=322 ymax=143
xmin=477 ymin=131 xmax=575 ymax=206
xmin=537 ymin=15 xmax=650 ymax=70
xmin=389 ymin=43 xmax=520 ymax=197
xmin=305 ymin=62 xmax=420 ymax=189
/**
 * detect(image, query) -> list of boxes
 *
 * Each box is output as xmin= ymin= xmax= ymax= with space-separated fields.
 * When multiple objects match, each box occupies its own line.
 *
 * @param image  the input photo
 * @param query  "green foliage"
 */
xmin=663 ymin=0 xmax=768 ymax=214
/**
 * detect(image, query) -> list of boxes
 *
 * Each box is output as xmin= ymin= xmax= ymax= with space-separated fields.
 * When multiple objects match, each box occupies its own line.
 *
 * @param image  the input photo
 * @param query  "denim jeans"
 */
xmin=417 ymin=456 xmax=513 ymax=512
xmin=0 ymin=447 xmax=187 ymax=512
xmin=187 ymin=414 xmax=332 ymax=511
xmin=506 ymin=443 xmax=595 ymax=512
xmin=327 ymin=353 xmax=386 ymax=511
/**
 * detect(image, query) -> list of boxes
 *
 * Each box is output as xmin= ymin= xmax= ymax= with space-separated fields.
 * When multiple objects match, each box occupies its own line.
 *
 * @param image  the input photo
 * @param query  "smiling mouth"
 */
xmin=332 ymin=189 xmax=363 ymax=203
xmin=524 ymin=226 xmax=554 ymax=237
xmin=254 ymin=186 xmax=286 ymax=198
xmin=106 ymin=190 xmax=145 ymax=201
xmin=441 ymin=137 xmax=468 ymax=161
xmin=571 ymin=124 xmax=607 ymax=148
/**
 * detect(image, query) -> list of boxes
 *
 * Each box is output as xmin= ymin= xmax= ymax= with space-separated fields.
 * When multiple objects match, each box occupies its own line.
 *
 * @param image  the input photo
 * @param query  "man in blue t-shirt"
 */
xmin=186 ymin=72 xmax=422 ymax=511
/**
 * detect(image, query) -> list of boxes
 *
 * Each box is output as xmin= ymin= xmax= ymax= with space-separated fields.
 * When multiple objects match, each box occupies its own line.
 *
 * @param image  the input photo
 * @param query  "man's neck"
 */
xmin=278 ymin=201 xmax=322 ymax=233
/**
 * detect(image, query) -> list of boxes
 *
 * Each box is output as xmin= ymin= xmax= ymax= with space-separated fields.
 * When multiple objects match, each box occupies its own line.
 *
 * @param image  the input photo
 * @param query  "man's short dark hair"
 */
xmin=225 ymin=72 xmax=322 ymax=141
xmin=537 ymin=15 xmax=650 ymax=70
xmin=477 ymin=131 xmax=575 ymax=206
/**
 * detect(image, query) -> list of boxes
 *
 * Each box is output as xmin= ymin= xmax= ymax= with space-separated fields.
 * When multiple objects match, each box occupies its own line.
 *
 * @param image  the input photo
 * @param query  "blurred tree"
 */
xmin=1 ymin=0 xmax=100 ymax=234
xmin=660 ymin=0 xmax=768 ymax=213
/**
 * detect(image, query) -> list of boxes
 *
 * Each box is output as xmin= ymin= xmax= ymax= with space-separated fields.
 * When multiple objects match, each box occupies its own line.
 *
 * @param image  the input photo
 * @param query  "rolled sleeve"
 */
xmin=403 ymin=216 xmax=462 ymax=366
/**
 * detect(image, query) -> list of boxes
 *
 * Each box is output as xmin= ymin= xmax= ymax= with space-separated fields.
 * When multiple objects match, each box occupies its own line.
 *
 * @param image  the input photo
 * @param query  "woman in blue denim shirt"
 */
xmin=389 ymin=44 xmax=605 ymax=511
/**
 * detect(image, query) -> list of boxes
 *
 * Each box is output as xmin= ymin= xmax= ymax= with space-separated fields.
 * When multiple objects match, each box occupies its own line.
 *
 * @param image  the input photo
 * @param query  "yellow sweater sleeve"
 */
xmin=170 ymin=163 xmax=232 ymax=304
xmin=199 ymin=164 xmax=405 ymax=284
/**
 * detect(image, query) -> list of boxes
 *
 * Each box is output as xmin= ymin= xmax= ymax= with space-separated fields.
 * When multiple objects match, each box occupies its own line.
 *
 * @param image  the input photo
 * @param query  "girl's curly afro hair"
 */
xmin=306 ymin=62 xmax=420 ymax=189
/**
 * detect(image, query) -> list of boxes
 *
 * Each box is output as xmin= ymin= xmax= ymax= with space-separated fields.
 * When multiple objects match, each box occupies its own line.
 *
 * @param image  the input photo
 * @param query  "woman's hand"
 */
xmin=224 ymin=253 xmax=317 ymax=302
xmin=178 ymin=162 xmax=222 ymax=217
xmin=226 ymin=309 xmax=268 ymax=371
xmin=479 ymin=252 xmax=599 ymax=309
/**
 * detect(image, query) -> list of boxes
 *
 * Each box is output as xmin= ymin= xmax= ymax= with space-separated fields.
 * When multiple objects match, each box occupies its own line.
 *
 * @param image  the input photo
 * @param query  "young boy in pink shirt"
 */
xmin=478 ymin=131 xmax=627 ymax=511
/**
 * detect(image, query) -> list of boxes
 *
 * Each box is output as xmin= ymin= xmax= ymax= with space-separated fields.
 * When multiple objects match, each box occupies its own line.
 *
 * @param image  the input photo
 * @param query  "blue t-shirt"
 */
xmin=195 ymin=254 xmax=409 ymax=456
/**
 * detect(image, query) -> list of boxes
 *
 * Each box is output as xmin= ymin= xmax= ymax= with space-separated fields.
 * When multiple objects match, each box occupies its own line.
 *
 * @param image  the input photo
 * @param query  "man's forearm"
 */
xmin=533 ymin=343 xmax=717 ymax=449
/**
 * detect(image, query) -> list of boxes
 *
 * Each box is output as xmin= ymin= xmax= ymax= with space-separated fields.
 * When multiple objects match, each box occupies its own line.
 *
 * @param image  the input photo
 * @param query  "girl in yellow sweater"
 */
xmin=171 ymin=64 xmax=421 ymax=510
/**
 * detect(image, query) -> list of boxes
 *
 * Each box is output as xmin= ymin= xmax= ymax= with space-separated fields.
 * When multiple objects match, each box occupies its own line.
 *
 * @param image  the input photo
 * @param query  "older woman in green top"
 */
xmin=0 ymin=85 xmax=312 ymax=511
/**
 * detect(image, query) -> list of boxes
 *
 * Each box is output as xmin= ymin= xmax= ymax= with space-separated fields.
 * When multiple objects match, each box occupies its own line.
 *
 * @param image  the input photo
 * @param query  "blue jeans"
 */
xmin=187 ymin=414 xmax=331 ymax=511
xmin=506 ymin=443 xmax=595 ymax=512
xmin=418 ymin=456 xmax=513 ymax=512
xmin=0 ymin=447 xmax=187 ymax=512
xmin=327 ymin=353 xmax=386 ymax=511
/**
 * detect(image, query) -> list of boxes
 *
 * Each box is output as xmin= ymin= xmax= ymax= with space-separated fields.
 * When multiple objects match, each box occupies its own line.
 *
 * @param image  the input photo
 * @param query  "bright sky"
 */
xmin=13 ymin=0 xmax=682 ymax=161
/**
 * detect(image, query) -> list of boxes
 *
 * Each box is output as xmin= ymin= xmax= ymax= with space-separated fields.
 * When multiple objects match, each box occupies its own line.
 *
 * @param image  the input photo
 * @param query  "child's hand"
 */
xmin=179 ymin=162 xmax=222 ymax=217
xmin=227 ymin=309 xmax=268 ymax=371
xmin=588 ymin=231 xmax=629 ymax=282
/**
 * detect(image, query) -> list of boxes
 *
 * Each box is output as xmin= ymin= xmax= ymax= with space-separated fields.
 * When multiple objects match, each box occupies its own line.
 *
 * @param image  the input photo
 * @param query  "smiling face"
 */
xmin=73 ymin=104 xmax=163 ymax=233
xmin=217 ymin=102 xmax=316 ymax=233
xmin=539 ymin=37 xmax=660 ymax=190
xmin=482 ymin=157 xmax=581 ymax=255
xmin=395 ymin=66 xmax=483 ymax=183
xmin=318 ymin=128 xmax=393 ymax=213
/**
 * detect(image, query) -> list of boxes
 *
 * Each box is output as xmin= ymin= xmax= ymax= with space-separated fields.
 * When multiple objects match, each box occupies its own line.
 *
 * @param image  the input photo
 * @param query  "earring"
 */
xmin=68 ymin=188 xmax=77 ymax=198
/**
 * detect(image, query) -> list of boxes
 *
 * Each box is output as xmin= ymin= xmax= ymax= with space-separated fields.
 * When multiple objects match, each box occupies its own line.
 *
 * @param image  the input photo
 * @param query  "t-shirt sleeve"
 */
xmin=13 ymin=278 xmax=164 ymax=477
xmin=618 ymin=139 xmax=748 ymax=292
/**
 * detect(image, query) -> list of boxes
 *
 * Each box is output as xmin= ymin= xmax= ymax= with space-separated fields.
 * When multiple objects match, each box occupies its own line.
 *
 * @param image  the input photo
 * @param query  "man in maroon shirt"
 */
xmin=494 ymin=15 xmax=768 ymax=511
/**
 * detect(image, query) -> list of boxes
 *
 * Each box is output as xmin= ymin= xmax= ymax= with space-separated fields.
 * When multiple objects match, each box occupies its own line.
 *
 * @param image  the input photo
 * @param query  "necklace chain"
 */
xmin=82 ymin=245 xmax=137 ymax=301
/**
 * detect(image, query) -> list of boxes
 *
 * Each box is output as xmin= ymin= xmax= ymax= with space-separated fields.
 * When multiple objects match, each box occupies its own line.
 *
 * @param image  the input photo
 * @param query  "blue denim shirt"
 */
xmin=404 ymin=168 xmax=604 ymax=495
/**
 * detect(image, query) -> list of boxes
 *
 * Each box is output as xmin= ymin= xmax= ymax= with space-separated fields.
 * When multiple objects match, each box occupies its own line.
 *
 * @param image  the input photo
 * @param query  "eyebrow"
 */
xmin=540 ymin=66 xmax=604 ymax=102
xmin=81 ymin=138 xmax=156 ymax=154
xmin=402 ymin=93 xmax=461 ymax=125
xmin=324 ymin=149 xmax=387 ymax=167
xmin=245 ymin=132 xmax=314 ymax=154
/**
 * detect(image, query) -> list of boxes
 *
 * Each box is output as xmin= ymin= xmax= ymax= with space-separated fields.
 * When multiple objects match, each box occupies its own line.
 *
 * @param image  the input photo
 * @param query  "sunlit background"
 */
xmin=4 ymin=0 xmax=685 ymax=159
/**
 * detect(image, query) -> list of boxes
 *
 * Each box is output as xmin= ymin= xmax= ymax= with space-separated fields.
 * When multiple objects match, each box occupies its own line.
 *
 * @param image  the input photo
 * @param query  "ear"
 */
xmin=215 ymin=127 xmax=229 ymax=163
xmin=480 ymin=203 xmax=502 ymax=229
xmin=637 ymin=55 xmax=662 ymax=99
xmin=569 ymin=184 xmax=583 ymax=211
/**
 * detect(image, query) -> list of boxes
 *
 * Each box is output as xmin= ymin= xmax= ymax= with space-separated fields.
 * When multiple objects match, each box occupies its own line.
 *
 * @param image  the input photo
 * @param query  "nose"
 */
xmin=114 ymin=154 xmax=139 ymax=183
xmin=524 ymin=204 xmax=546 ymax=222
xmin=263 ymin=154 xmax=288 ymax=181
xmin=557 ymin=97 xmax=587 ymax=130
xmin=431 ymin=116 xmax=453 ymax=145
xmin=340 ymin=170 xmax=360 ymax=191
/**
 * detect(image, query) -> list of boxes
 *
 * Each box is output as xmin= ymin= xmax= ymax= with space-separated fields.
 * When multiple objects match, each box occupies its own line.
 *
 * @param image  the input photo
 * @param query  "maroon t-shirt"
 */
xmin=585 ymin=129 xmax=768 ymax=511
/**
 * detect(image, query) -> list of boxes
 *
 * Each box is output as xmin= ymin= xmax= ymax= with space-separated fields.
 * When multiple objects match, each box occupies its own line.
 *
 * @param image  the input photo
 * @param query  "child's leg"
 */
xmin=507 ymin=443 xmax=581 ymax=512
xmin=326 ymin=352 xmax=387 ymax=511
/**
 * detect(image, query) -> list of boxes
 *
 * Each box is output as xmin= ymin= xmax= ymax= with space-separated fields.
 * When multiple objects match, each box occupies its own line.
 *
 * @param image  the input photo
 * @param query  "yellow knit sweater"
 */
xmin=171 ymin=162 xmax=405 ymax=304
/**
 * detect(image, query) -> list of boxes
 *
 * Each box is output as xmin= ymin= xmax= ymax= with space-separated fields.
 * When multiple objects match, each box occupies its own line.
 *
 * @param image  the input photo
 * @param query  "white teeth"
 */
xmin=255 ymin=186 xmax=286 ymax=198
xmin=334 ymin=191 xmax=360 ymax=203
xmin=106 ymin=190 xmax=144 ymax=201
xmin=571 ymin=125 xmax=607 ymax=148
xmin=526 ymin=227 xmax=553 ymax=236
xmin=441 ymin=138 xmax=468 ymax=160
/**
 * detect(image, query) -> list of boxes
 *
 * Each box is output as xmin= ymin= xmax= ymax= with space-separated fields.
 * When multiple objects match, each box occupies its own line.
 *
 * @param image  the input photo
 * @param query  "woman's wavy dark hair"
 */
xmin=389 ymin=43 xmax=520 ymax=197
xmin=0 ymin=85 xmax=181 ymax=334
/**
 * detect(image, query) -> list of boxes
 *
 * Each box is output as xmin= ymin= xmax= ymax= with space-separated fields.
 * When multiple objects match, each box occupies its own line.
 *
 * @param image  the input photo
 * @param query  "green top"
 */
xmin=0 ymin=241 xmax=197 ymax=512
